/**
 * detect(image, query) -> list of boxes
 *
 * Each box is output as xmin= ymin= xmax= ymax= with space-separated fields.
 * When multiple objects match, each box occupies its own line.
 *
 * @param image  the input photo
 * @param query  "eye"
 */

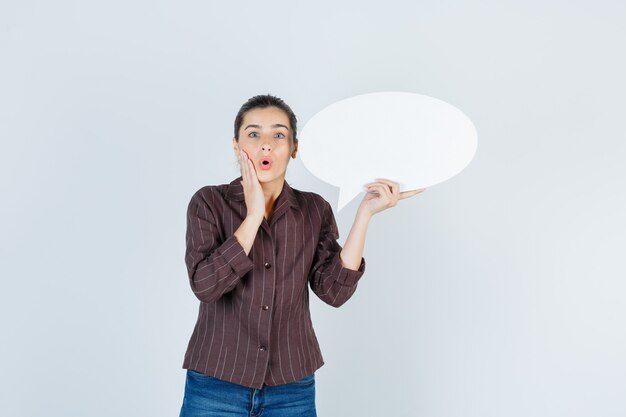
xmin=275 ymin=132 xmax=286 ymax=139
xmin=248 ymin=132 xmax=259 ymax=138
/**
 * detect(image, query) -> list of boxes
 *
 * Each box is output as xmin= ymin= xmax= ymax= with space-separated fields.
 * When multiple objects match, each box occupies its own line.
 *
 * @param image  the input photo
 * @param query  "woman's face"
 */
xmin=232 ymin=106 xmax=298 ymax=185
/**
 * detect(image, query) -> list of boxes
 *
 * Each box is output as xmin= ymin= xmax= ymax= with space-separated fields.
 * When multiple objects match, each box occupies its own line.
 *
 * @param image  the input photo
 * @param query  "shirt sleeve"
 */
xmin=308 ymin=199 xmax=366 ymax=308
xmin=184 ymin=189 xmax=254 ymax=303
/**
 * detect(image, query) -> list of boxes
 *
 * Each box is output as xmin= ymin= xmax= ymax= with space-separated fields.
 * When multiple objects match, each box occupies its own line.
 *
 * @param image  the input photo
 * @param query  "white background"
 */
xmin=1 ymin=1 xmax=625 ymax=416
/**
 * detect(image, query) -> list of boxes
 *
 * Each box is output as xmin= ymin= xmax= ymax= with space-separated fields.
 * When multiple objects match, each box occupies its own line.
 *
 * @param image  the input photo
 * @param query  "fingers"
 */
xmin=239 ymin=150 xmax=259 ymax=189
xmin=366 ymin=179 xmax=397 ymax=205
xmin=240 ymin=150 xmax=252 ymax=189
xmin=365 ymin=179 xmax=426 ymax=203
xmin=243 ymin=151 xmax=258 ymax=180
xmin=239 ymin=150 xmax=248 ymax=186
xmin=366 ymin=183 xmax=394 ymax=206
xmin=240 ymin=151 xmax=250 ymax=178
xmin=373 ymin=178 xmax=399 ymax=197
xmin=399 ymin=188 xmax=426 ymax=200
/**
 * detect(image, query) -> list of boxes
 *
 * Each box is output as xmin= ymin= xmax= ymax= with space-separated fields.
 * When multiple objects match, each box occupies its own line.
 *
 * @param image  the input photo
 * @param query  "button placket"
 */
xmin=257 ymin=234 xmax=274 ymax=363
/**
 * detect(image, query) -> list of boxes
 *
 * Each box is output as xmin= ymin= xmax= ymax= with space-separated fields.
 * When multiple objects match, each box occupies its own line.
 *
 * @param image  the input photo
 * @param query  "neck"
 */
xmin=260 ymin=175 xmax=285 ymax=218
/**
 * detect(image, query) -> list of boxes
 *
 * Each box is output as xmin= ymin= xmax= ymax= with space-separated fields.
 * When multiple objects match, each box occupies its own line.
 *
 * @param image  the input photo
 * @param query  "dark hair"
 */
xmin=234 ymin=94 xmax=298 ymax=145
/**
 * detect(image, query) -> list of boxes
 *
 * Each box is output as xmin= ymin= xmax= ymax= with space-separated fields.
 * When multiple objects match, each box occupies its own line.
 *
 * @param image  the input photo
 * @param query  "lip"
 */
xmin=259 ymin=157 xmax=273 ymax=170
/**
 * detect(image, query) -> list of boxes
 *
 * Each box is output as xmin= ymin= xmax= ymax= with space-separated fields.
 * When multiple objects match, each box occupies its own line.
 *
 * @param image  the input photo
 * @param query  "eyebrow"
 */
xmin=244 ymin=124 xmax=290 ymax=131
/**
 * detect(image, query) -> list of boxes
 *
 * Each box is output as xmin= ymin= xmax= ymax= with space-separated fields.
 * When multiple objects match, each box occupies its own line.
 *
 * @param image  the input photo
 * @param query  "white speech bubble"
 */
xmin=298 ymin=91 xmax=478 ymax=210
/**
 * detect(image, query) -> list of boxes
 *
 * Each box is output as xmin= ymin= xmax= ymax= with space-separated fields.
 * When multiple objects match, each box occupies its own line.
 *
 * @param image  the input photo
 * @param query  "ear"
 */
xmin=232 ymin=137 xmax=240 ymax=157
xmin=291 ymin=139 xmax=298 ymax=159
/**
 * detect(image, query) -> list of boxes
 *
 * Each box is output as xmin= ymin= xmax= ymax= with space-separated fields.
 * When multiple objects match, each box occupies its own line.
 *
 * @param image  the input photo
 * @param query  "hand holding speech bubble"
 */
xmin=298 ymin=92 xmax=478 ymax=210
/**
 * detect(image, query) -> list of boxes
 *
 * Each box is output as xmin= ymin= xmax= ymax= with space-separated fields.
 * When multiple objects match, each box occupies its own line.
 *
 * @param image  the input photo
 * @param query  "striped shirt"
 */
xmin=181 ymin=176 xmax=366 ymax=389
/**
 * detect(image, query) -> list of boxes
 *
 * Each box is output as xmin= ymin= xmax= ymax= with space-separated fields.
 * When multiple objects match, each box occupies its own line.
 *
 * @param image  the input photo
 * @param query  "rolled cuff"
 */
xmin=218 ymin=235 xmax=254 ymax=277
xmin=334 ymin=255 xmax=366 ymax=287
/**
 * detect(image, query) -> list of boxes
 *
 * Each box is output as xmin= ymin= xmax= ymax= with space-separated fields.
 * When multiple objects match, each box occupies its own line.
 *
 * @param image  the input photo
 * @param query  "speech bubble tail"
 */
xmin=337 ymin=186 xmax=362 ymax=212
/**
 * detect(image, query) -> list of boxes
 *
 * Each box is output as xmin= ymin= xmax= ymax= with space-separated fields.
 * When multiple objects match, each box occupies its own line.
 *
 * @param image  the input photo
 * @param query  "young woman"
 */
xmin=178 ymin=94 xmax=424 ymax=417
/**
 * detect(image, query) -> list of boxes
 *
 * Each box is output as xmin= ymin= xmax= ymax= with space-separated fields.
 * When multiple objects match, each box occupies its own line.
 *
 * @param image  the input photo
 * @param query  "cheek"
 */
xmin=277 ymin=143 xmax=292 ymax=158
xmin=239 ymin=144 xmax=256 ymax=156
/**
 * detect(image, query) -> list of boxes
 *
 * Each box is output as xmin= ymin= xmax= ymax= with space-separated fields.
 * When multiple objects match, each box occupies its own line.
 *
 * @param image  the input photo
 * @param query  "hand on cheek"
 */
xmin=238 ymin=150 xmax=265 ymax=220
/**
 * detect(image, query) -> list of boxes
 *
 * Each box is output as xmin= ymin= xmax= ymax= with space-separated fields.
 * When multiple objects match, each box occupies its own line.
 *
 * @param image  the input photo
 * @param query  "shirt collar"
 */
xmin=226 ymin=176 xmax=300 ymax=210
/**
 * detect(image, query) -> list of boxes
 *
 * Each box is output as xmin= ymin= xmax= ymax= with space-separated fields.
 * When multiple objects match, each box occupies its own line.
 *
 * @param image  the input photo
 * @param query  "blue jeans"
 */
xmin=179 ymin=369 xmax=317 ymax=417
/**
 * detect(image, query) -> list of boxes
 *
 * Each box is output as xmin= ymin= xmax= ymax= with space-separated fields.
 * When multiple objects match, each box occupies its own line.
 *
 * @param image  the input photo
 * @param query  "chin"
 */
xmin=257 ymin=170 xmax=285 ymax=183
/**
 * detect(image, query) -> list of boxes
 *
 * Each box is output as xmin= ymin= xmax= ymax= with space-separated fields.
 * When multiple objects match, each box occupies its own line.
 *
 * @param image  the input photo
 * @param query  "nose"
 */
xmin=261 ymin=141 xmax=272 ymax=152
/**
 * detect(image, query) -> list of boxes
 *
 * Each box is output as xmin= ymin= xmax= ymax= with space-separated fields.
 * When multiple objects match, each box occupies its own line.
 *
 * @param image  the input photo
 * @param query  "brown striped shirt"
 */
xmin=181 ymin=176 xmax=366 ymax=389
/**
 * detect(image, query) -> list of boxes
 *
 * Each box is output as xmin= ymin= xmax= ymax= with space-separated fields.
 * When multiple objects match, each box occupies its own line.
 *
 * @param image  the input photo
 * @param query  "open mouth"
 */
xmin=259 ymin=157 xmax=273 ymax=170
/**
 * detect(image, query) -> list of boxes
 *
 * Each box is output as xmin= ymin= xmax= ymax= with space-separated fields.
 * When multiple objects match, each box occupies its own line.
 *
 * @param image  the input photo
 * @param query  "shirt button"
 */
xmin=264 ymin=262 xmax=271 ymax=269
xmin=259 ymin=346 xmax=266 ymax=352
xmin=262 ymin=305 xmax=269 ymax=310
